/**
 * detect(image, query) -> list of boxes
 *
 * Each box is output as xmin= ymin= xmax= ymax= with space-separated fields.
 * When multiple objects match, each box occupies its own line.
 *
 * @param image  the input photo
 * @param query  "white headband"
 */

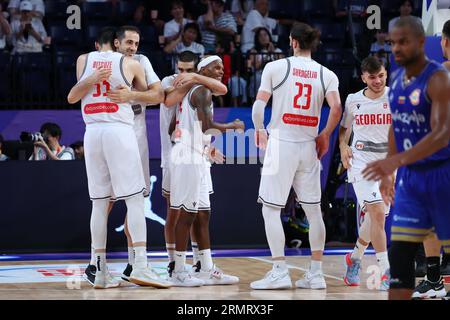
xmin=197 ymin=55 xmax=222 ymax=71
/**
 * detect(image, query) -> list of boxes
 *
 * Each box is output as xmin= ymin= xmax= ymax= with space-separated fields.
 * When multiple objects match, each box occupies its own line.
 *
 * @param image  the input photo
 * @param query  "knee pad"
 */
xmin=389 ymin=241 xmax=420 ymax=289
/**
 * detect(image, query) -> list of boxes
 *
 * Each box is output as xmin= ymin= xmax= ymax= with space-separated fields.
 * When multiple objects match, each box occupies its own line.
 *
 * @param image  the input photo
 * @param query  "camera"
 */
xmin=20 ymin=131 xmax=43 ymax=143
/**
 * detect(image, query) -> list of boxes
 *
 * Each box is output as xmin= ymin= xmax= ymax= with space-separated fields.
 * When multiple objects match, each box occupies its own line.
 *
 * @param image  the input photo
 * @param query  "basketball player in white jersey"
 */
xmin=250 ymin=22 xmax=342 ymax=290
xmin=67 ymin=27 xmax=170 ymax=289
xmin=82 ymin=26 xmax=165 ymax=284
xmin=169 ymin=56 xmax=244 ymax=286
xmin=339 ymin=56 xmax=392 ymax=291
xmin=160 ymin=51 xmax=229 ymax=276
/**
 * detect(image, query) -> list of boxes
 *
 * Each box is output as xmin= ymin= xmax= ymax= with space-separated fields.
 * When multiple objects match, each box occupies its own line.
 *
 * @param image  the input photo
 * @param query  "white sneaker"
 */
xmin=250 ymin=269 xmax=292 ymax=290
xmin=295 ymin=270 xmax=326 ymax=289
xmin=170 ymin=269 xmax=205 ymax=287
xmin=130 ymin=267 xmax=172 ymax=289
xmin=93 ymin=270 xmax=120 ymax=289
xmin=194 ymin=265 xmax=239 ymax=285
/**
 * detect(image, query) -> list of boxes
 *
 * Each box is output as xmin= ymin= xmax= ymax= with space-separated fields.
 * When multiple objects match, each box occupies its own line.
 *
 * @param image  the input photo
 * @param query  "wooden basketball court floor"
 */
xmin=2 ymin=250 xmax=448 ymax=300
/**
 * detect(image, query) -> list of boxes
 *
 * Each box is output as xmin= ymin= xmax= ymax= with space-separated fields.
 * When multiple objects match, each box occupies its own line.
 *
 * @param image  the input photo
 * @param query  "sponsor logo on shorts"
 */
xmin=355 ymin=142 xmax=365 ymax=150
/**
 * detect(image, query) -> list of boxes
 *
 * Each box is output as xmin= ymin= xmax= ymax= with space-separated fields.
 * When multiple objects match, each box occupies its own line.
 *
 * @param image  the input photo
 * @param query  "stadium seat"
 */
xmin=14 ymin=53 xmax=53 ymax=103
xmin=50 ymin=25 xmax=83 ymax=46
xmin=0 ymin=52 xmax=12 ymax=101
xmin=311 ymin=22 xmax=345 ymax=46
xmin=117 ymin=0 xmax=141 ymax=23
xmin=269 ymin=0 xmax=303 ymax=20
xmin=302 ymin=0 xmax=335 ymax=19
xmin=54 ymin=51 xmax=80 ymax=101
xmin=45 ymin=0 xmax=72 ymax=21
xmin=81 ymin=1 xmax=113 ymax=21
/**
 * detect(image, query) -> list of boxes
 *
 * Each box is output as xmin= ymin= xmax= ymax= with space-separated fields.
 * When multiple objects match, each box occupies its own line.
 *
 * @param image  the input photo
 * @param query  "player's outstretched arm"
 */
xmin=67 ymin=54 xmax=111 ymax=104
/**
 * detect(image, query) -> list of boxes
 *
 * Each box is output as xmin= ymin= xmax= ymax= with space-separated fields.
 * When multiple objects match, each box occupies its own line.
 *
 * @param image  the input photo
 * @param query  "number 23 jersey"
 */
xmin=259 ymin=56 xmax=339 ymax=142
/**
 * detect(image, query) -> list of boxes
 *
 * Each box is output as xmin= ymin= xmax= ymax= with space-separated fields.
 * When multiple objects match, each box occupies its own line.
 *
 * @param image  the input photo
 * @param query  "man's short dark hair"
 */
xmin=171 ymin=0 xmax=184 ymax=9
xmin=399 ymin=0 xmax=414 ymax=11
xmin=70 ymin=140 xmax=83 ymax=150
xmin=290 ymin=22 xmax=321 ymax=52
xmin=97 ymin=26 xmax=117 ymax=47
xmin=443 ymin=19 xmax=450 ymax=38
xmin=40 ymin=123 xmax=62 ymax=138
xmin=116 ymin=25 xmax=141 ymax=41
xmin=177 ymin=50 xmax=199 ymax=66
xmin=393 ymin=16 xmax=425 ymax=37
xmin=361 ymin=56 xmax=384 ymax=74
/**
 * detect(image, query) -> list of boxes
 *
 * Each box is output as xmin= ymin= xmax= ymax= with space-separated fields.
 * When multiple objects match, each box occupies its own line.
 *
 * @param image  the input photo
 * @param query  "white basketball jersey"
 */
xmin=80 ymin=51 xmax=134 ymax=126
xmin=341 ymin=88 xmax=392 ymax=182
xmin=264 ymin=56 xmax=338 ymax=142
xmin=174 ymin=85 xmax=204 ymax=154
xmin=160 ymin=74 xmax=177 ymax=168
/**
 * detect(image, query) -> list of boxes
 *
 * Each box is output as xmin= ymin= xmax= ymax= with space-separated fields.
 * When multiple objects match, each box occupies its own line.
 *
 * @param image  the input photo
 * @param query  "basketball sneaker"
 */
xmin=84 ymin=264 xmax=96 ymax=285
xmin=170 ymin=268 xmax=205 ymax=287
xmin=121 ymin=263 xmax=132 ymax=282
xmin=412 ymin=276 xmax=447 ymax=299
xmin=194 ymin=265 xmax=239 ymax=285
xmin=343 ymin=253 xmax=361 ymax=286
xmin=130 ymin=267 xmax=172 ymax=289
xmin=295 ymin=270 xmax=326 ymax=289
xmin=94 ymin=270 xmax=120 ymax=289
xmin=379 ymin=269 xmax=390 ymax=291
xmin=250 ymin=269 xmax=292 ymax=290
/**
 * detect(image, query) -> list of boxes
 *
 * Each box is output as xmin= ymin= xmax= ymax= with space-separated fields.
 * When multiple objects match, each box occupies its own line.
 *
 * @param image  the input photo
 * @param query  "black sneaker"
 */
xmin=412 ymin=277 xmax=447 ymax=299
xmin=443 ymin=291 xmax=450 ymax=300
xmin=441 ymin=254 xmax=450 ymax=275
xmin=167 ymin=261 xmax=175 ymax=277
xmin=121 ymin=263 xmax=133 ymax=282
xmin=84 ymin=264 xmax=96 ymax=285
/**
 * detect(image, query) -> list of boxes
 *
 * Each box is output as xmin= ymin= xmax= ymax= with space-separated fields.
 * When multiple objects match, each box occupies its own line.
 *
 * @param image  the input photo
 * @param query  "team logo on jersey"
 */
xmin=409 ymin=89 xmax=421 ymax=106
xmin=193 ymin=202 xmax=197 ymax=208
xmin=383 ymin=102 xmax=388 ymax=109
xmin=356 ymin=104 xmax=361 ymax=109
xmin=372 ymin=192 xmax=377 ymax=198
xmin=355 ymin=142 xmax=365 ymax=150
xmin=398 ymin=96 xmax=406 ymax=104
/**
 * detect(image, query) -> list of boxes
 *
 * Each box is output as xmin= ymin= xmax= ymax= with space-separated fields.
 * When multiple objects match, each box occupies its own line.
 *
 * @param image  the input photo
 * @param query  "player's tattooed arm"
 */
xmin=67 ymin=54 xmax=112 ymax=104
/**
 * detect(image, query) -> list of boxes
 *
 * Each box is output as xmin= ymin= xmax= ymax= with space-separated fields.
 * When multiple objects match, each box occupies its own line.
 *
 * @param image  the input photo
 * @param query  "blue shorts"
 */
xmin=391 ymin=160 xmax=450 ymax=253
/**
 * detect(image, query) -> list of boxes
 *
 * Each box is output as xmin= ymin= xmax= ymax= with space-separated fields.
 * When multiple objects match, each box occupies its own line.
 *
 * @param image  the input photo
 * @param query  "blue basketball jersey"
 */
xmin=389 ymin=60 xmax=450 ymax=165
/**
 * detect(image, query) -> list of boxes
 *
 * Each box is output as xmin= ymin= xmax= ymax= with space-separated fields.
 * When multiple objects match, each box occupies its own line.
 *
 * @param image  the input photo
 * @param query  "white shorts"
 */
xmin=258 ymin=138 xmax=321 ymax=208
xmin=352 ymin=178 xmax=390 ymax=215
xmin=169 ymin=144 xmax=211 ymax=213
xmin=84 ymin=123 xmax=146 ymax=201
xmin=133 ymin=111 xmax=150 ymax=197
xmin=162 ymin=167 xmax=171 ymax=197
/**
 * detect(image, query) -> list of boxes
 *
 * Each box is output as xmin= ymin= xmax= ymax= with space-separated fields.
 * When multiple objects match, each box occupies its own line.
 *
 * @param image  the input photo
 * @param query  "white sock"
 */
xmin=198 ymin=249 xmax=213 ymax=271
xmin=262 ymin=205 xmax=286 ymax=259
xmin=191 ymin=241 xmax=199 ymax=264
xmin=310 ymin=260 xmax=322 ymax=273
xmin=174 ymin=251 xmax=186 ymax=272
xmin=376 ymin=251 xmax=389 ymax=274
xmin=95 ymin=252 xmax=106 ymax=273
xmin=272 ymin=260 xmax=287 ymax=272
xmin=166 ymin=243 xmax=176 ymax=263
xmin=127 ymin=247 xmax=135 ymax=265
xmin=133 ymin=246 xmax=147 ymax=269
xmin=90 ymin=244 xmax=96 ymax=266
xmin=301 ymin=203 xmax=325 ymax=251
xmin=125 ymin=195 xmax=146 ymax=243
xmin=351 ymin=239 xmax=368 ymax=260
